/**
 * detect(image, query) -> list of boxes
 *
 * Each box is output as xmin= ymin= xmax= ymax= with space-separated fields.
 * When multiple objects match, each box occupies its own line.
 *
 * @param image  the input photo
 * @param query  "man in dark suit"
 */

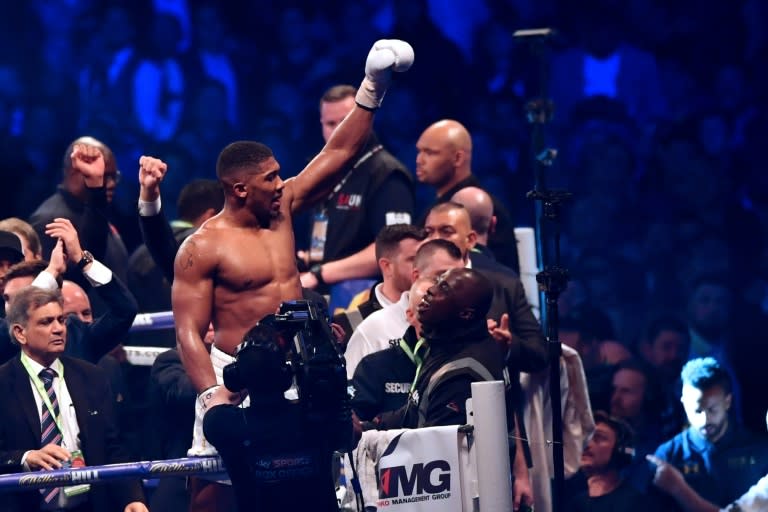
xmin=29 ymin=139 xmax=129 ymax=285
xmin=0 ymin=286 xmax=146 ymax=512
xmin=423 ymin=202 xmax=545 ymax=366
xmin=415 ymin=119 xmax=520 ymax=272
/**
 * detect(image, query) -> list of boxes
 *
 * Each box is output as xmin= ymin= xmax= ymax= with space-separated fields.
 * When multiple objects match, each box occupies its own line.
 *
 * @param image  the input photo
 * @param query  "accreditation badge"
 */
xmin=310 ymin=210 xmax=329 ymax=262
xmin=64 ymin=450 xmax=90 ymax=497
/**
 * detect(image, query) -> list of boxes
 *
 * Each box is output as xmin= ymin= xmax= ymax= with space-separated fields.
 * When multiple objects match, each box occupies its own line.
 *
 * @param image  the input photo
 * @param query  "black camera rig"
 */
xmin=260 ymin=300 xmax=351 ymax=448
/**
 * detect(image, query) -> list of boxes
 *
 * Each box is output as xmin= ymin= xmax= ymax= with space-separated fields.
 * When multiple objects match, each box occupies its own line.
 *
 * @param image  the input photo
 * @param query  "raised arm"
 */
xmin=31 ymin=143 xmax=110 ymax=265
xmin=72 ymin=144 xmax=110 ymax=263
xmin=172 ymin=232 xmax=217 ymax=393
xmin=136 ymin=156 xmax=177 ymax=281
xmin=288 ymin=40 xmax=413 ymax=212
xmin=44 ymin=217 xmax=138 ymax=362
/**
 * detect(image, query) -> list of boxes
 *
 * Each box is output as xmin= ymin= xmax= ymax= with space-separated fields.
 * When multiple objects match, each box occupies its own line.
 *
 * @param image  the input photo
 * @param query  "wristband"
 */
xmin=354 ymin=101 xmax=378 ymax=112
xmin=355 ymin=77 xmax=384 ymax=110
xmin=310 ymin=264 xmax=326 ymax=287
xmin=198 ymin=384 xmax=222 ymax=411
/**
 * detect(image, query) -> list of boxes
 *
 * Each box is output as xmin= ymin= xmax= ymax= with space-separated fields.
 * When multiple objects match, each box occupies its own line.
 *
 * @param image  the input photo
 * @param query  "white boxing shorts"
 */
xmin=188 ymin=345 xmax=251 ymax=457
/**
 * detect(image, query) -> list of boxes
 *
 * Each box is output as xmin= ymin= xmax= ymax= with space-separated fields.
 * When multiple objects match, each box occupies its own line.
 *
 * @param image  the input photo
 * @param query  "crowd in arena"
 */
xmin=1 ymin=0 xmax=768 ymax=511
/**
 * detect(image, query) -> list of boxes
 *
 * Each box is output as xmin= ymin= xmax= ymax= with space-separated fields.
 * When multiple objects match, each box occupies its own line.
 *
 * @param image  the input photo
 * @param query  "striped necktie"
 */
xmin=39 ymin=368 xmax=62 ymax=504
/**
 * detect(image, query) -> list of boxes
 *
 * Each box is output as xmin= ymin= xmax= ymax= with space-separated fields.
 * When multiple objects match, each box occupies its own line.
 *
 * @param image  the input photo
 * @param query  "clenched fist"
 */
xmin=138 ymin=155 xmax=168 ymax=201
xmin=71 ymin=144 xmax=105 ymax=186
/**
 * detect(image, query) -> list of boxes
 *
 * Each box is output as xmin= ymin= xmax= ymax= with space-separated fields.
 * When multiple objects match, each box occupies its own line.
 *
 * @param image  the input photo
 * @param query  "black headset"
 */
xmin=592 ymin=410 xmax=637 ymax=469
xmin=223 ymin=324 xmax=293 ymax=394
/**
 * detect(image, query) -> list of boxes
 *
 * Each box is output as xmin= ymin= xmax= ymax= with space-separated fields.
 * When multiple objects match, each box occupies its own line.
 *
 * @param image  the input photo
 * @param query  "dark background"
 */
xmin=0 ymin=0 xmax=766 ymax=347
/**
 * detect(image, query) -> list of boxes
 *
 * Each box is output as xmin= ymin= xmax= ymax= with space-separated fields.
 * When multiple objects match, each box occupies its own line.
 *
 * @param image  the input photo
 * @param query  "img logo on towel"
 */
xmin=376 ymin=426 xmax=462 ymax=511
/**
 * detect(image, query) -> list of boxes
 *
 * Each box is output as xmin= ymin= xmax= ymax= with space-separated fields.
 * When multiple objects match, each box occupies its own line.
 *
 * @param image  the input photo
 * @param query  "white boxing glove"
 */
xmin=356 ymin=39 xmax=414 ymax=110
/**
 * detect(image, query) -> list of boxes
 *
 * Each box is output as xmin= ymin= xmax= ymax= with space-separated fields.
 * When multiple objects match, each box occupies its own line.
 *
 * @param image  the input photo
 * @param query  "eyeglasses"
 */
xmin=105 ymin=170 xmax=122 ymax=185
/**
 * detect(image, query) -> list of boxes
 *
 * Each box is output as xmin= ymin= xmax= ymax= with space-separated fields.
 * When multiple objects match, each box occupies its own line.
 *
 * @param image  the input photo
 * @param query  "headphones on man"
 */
xmin=592 ymin=411 xmax=637 ymax=469
xmin=222 ymin=323 xmax=293 ymax=394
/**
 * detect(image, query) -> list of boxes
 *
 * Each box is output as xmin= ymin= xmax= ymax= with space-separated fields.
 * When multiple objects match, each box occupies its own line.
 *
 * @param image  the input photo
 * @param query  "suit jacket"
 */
xmin=0 ymin=355 xmax=144 ymax=512
xmin=478 ymin=267 xmax=547 ymax=375
xmin=135 ymin=208 xmax=188 ymax=285
xmin=0 ymin=275 xmax=138 ymax=365
xmin=424 ymin=175 xmax=521 ymax=273
xmin=479 ymin=266 xmax=547 ymax=469
xmin=30 ymin=186 xmax=129 ymax=284
xmin=129 ymin=210 xmax=193 ymax=348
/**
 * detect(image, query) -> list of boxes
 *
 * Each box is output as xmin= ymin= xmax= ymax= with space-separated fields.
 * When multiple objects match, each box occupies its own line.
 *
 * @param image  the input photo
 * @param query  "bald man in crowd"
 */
xmin=416 ymin=119 xmax=519 ymax=271
xmin=452 ymin=186 xmax=496 ymax=257
xmin=62 ymin=280 xmax=94 ymax=323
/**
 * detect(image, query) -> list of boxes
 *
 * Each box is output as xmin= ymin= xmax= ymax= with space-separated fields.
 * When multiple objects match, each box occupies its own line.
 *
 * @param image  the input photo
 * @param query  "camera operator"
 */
xmin=202 ymin=320 xmax=349 ymax=512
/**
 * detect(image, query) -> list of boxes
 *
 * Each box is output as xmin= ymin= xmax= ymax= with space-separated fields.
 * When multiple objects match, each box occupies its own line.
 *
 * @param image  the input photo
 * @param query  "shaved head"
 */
xmin=451 ymin=186 xmax=495 ymax=240
xmin=62 ymin=280 xmax=93 ymax=324
xmin=416 ymin=119 xmax=473 ymax=195
xmin=425 ymin=119 xmax=472 ymax=152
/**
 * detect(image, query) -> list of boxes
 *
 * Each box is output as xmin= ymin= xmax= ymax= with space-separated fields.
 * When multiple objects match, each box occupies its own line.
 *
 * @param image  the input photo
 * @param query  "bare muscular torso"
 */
xmin=186 ymin=212 xmax=303 ymax=355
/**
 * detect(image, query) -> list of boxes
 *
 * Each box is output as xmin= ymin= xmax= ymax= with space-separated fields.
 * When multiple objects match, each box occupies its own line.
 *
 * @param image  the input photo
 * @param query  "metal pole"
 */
xmin=514 ymin=27 xmax=570 ymax=512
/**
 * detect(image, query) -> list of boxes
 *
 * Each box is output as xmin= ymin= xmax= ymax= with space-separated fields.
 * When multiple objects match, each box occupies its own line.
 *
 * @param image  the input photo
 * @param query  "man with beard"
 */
xmin=650 ymin=411 xmax=768 ymax=512
xmin=650 ymin=357 xmax=768 ymax=510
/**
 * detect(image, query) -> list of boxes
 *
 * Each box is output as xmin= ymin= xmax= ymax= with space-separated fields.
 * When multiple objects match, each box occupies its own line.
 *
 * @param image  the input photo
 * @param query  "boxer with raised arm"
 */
xmin=172 ymin=40 xmax=413 ymax=459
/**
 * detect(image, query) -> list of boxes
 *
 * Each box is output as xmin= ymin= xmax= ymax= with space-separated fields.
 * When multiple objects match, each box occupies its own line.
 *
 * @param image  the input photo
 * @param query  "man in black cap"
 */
xmin=0 ymin=229 xmax=25 ymax=323
xmin=0 ymin=230 xmax=24 ymax=280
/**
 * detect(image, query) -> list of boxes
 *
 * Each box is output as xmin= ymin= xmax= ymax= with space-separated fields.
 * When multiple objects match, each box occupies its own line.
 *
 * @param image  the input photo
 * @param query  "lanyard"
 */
xmin=323 ymin=145 xmax=383 ymax=208
xmin=400 ymin=337 xmax=428 ymax=390
xmin=20 ymin=352 xmax=65 ymax=437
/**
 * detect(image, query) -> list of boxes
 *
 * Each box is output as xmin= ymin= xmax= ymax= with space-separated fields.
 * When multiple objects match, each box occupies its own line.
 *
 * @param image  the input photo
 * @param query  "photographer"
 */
xmin=202 ymin=319 xmax=349 ymax=512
